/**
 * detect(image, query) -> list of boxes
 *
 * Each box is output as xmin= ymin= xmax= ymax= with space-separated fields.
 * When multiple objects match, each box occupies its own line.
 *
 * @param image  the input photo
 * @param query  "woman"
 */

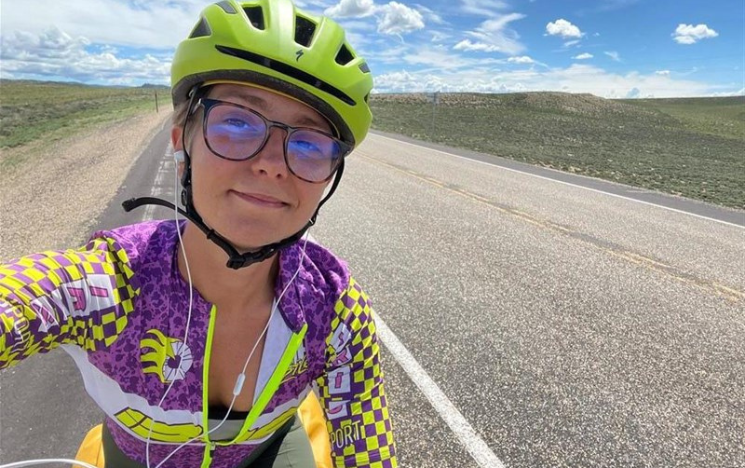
xmin=0 ymin=1 xmax=397 ymax=467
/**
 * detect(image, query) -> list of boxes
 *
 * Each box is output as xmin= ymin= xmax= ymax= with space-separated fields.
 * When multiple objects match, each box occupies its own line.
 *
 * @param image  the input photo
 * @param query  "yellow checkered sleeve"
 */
xmin=316 ymin=278 xmax=398 ymax=468
xmin=0 ymin=236 xmax=139 ymax=368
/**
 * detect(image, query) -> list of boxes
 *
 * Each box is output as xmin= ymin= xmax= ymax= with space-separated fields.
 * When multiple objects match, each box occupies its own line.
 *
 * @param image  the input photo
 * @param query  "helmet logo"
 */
xmin=295 ymin=49 xmax=304 ymax=61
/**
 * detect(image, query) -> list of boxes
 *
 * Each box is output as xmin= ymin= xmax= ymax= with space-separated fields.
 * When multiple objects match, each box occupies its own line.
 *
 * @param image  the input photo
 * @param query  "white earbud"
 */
xmin=174 ymin=150 xmax=185 ymax=162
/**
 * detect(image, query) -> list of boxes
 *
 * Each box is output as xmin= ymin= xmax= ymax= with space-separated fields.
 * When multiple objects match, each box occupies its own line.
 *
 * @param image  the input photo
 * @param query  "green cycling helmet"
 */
xmin=171 ymin=0 xmax=373 ymax=148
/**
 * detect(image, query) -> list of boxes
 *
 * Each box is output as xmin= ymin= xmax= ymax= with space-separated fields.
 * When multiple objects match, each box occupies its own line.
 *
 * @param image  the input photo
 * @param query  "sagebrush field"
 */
xmin=0 ymin=80 xmax=163 ymax=151
xmin=368 ymin=93 xmax=744 ymax=209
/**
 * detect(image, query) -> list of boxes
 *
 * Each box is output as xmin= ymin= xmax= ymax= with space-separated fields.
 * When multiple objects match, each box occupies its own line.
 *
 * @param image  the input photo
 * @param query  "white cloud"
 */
xmin=326 ymin=0 xmax=424 ymax=36
xmin=430 ymin=30 xmax=452 ymax=42
xmin=573 ymin=53 xmax=593 ymax=60
xmin=604 ymin=51 xmax=621 ymax=61
xmin=508 ymin=56 xmax=534 ymax=64
xmin=703 ymin=87 xmax=745 ymax=97
xmin=1 ymin=0 xmax=201 ymax=49
xmin=546 ymin=19 xmax=583 ymax=39
xmin=460 ymin=13 xmax=527 ymax=55
xmin=403 ymin=44 xmax=502 ymax=70
xmin=374 ymin=63 xmax=719 ymax=98
xmin=460 ymin=0 xmax=511 ymax=17
xmin=672 ymin=23 xmax=718 ymax=44
xmin=414 ymin=4 xmax=446 ymax=25
xmin=376 ymin=2 xmax=425 ymax=35
xmin=0 ymin=27 xmax=170 ymax=85
xmin=655 ymin=70 xmax=670 ymax=76
xmin=2 ymin=28 xmax=89 ymax=60
xmin=325 ymin=0 xmax=376 ymax=17
xmin=454 ymin=39 xmax=502 ymax=52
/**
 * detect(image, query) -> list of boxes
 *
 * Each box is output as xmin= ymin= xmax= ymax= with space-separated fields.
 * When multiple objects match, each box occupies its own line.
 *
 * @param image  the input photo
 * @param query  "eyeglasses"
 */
xmin=190 ymin=98 xmax=350 ymax=183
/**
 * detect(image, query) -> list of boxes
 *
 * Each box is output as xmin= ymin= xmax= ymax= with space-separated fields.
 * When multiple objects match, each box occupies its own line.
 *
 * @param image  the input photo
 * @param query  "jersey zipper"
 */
xmin=200 ymin=441 xmax=216 ymax=468
xmin=200 ymin=304 xmax=219 ymax=468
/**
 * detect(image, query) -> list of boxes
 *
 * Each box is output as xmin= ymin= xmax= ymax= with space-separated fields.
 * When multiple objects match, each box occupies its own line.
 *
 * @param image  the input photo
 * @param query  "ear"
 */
xmin=171 ymin=125 xmax=183 ymax=151
xmin=171 ymin=126 xmax=186 ymax=178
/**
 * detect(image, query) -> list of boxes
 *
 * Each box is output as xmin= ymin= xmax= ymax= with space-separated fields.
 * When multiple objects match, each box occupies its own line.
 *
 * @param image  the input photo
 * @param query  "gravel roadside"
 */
xmin=0 ymin=111 xmax=170 ymax=260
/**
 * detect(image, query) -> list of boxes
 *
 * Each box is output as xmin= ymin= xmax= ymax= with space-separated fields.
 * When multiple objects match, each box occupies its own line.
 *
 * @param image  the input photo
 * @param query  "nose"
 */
xmin=249 ymin=126 xmax=289 ymax=179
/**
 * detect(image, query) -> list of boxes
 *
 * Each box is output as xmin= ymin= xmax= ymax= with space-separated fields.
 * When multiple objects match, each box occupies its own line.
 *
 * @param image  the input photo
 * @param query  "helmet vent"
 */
xmin=216 ymin=1 xmax=237 ymax=14
xmin=243 ymin=6 xmax=265 ymax=30
xmin=335 ymin=44 xmax=354 ymax=65
xmin=189 ymin=17 xmax=212 ymax=38
xmin=295 ymin=16 xmax=316 ymax=47
xmin=215 ymin=45 xmax=356 ymax=106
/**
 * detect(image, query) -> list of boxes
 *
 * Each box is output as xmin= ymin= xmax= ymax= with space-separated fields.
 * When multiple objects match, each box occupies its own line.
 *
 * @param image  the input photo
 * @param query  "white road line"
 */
xmin=149 ymin=149 xmax=506 ymax=467
xmin=144 ymin=119 xmax=177 ymax=218
xmin=144 ymin=144 xmax=177 ymax=220
xmin=372 ymin=133 xmax=744 ymax=229
xmin=374 ymin=317 xmax=506 ymax=468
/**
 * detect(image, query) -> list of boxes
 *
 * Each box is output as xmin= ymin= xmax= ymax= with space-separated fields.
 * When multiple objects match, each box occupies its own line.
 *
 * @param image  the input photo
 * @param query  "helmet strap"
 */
xmin=121 ymin=84 xmax=349 ymax=270
xmin=173 ymin=159 xmax=344 ymax=269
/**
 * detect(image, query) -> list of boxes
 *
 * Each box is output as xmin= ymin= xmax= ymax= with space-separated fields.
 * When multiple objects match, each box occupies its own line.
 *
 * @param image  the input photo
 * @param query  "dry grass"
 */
xmin=369 ymin=92 xmax=745 ymax=210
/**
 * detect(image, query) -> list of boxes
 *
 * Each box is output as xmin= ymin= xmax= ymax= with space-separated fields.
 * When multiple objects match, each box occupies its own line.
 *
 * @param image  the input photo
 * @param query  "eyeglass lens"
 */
xmin=204 ymin=101 xmax=343 ymax=182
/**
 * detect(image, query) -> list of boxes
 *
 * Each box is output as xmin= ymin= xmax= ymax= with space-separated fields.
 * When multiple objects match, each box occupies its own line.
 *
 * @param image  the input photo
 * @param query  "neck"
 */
xmin=177 ymin=222 xmax=279 ymax=311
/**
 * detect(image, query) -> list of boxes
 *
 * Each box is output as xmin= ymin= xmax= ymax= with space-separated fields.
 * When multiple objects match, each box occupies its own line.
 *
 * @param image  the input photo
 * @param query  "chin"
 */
xmin=223 ymin=223 xmax=298 ymax=252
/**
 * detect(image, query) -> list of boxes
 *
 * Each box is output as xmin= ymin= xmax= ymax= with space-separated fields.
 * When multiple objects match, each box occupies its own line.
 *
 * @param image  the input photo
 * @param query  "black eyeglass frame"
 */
xmin=190 ymin=97 xmax=351 ymax=183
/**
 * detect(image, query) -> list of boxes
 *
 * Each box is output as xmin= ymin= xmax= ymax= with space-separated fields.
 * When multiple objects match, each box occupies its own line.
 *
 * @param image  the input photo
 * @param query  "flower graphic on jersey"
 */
xmin=140 ymin=329 xmax=193 ymax=384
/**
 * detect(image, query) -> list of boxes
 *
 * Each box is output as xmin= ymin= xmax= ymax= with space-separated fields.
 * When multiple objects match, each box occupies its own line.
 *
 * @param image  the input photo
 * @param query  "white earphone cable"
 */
xmin=147 ymin=148 xmax=311 ymax=467
xmin=144 ymin=149 xmax=197 ymax=468
xmin=0 ymin=459 xmax=100 ymax=468
xmin=152 ymin=234 xmax=309 ymax=468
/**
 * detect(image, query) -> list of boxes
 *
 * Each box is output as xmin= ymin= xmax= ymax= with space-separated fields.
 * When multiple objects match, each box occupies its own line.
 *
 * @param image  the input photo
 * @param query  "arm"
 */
xmin=0 ymin=236 xmax=139 ymax=368
xmin=316 ymin=278 xmax=398 ymax=468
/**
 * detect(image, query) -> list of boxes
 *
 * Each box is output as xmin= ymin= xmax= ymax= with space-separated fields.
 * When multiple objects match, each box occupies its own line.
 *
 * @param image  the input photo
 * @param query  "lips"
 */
xmin=231 ymin=190 xmax=288 ymax=208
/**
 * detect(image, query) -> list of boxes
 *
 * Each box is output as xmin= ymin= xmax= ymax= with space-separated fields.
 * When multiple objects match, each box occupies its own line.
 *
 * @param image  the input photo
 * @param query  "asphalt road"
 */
xmin=1 ymin=127 xmax=743 ymax=468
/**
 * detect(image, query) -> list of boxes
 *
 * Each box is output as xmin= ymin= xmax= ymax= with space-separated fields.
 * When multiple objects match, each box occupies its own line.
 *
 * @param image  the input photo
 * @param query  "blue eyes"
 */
xmin=221 ymin=117 xmax=262 ymax=133
xmin=289 ymin=139 xmax=323 ymax=155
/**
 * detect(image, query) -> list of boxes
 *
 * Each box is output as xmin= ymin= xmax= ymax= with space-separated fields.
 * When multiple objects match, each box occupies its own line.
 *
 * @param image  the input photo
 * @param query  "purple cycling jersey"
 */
xmin=0 ymin=220 xmax=397 ymax=468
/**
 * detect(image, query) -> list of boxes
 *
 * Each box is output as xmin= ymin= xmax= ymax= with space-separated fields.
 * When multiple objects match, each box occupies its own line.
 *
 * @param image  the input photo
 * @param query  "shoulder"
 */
xmin=298 ymin=240 xmax=350 ymax=294
xmin=297 ymin=241 xmax=372 ymax=311
xmin=279 ymin=239 xmax=373 ymax=332
xmin=299 ymin=241 xmax=372 ymax=306
xmin=86 ymin=219 xmax=181 ymax=268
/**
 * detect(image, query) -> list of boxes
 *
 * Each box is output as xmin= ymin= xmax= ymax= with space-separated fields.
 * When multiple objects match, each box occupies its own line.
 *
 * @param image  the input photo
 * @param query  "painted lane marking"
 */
xmin=360 ymin=155 xmax=743 ymax=303
xmin=374 ymin=316 xmax=507 ymax=468
xmin=371 ymin=133 xmax=744 ymax=229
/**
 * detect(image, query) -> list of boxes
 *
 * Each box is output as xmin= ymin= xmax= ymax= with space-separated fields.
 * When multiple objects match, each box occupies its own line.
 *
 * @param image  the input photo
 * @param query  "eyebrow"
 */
xmin=214 ymin=89 xmax=329 ymax=130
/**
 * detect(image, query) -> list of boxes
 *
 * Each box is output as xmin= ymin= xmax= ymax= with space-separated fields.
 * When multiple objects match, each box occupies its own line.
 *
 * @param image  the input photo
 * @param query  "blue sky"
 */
xmin=1 ymin=0 xmax=742 ymax=97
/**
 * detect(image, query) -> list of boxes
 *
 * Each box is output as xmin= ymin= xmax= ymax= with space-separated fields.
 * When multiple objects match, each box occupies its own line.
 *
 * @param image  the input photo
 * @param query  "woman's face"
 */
xmin=172 ymin=83 xmax=333 ymax=251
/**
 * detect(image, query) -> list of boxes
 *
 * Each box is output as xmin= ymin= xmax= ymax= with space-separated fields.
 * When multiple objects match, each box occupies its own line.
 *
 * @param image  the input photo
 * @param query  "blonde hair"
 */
xmin=172 ymin=100 xmax=190 ymax=128
xmin=171 ymin=97 xmax=204 ymax=151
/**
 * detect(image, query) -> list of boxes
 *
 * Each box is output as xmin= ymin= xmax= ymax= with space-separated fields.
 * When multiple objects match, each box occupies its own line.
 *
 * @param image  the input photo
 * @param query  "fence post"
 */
xmin=155 ymin=90 xmax=159 ymax=113
xmin=431 ymin=92 xmax=438 ymax=139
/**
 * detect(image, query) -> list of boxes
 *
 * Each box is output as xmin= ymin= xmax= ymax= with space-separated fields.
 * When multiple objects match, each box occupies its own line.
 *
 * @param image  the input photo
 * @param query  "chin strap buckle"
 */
xmin=225 ymin=247 xmax=277 ymax=270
